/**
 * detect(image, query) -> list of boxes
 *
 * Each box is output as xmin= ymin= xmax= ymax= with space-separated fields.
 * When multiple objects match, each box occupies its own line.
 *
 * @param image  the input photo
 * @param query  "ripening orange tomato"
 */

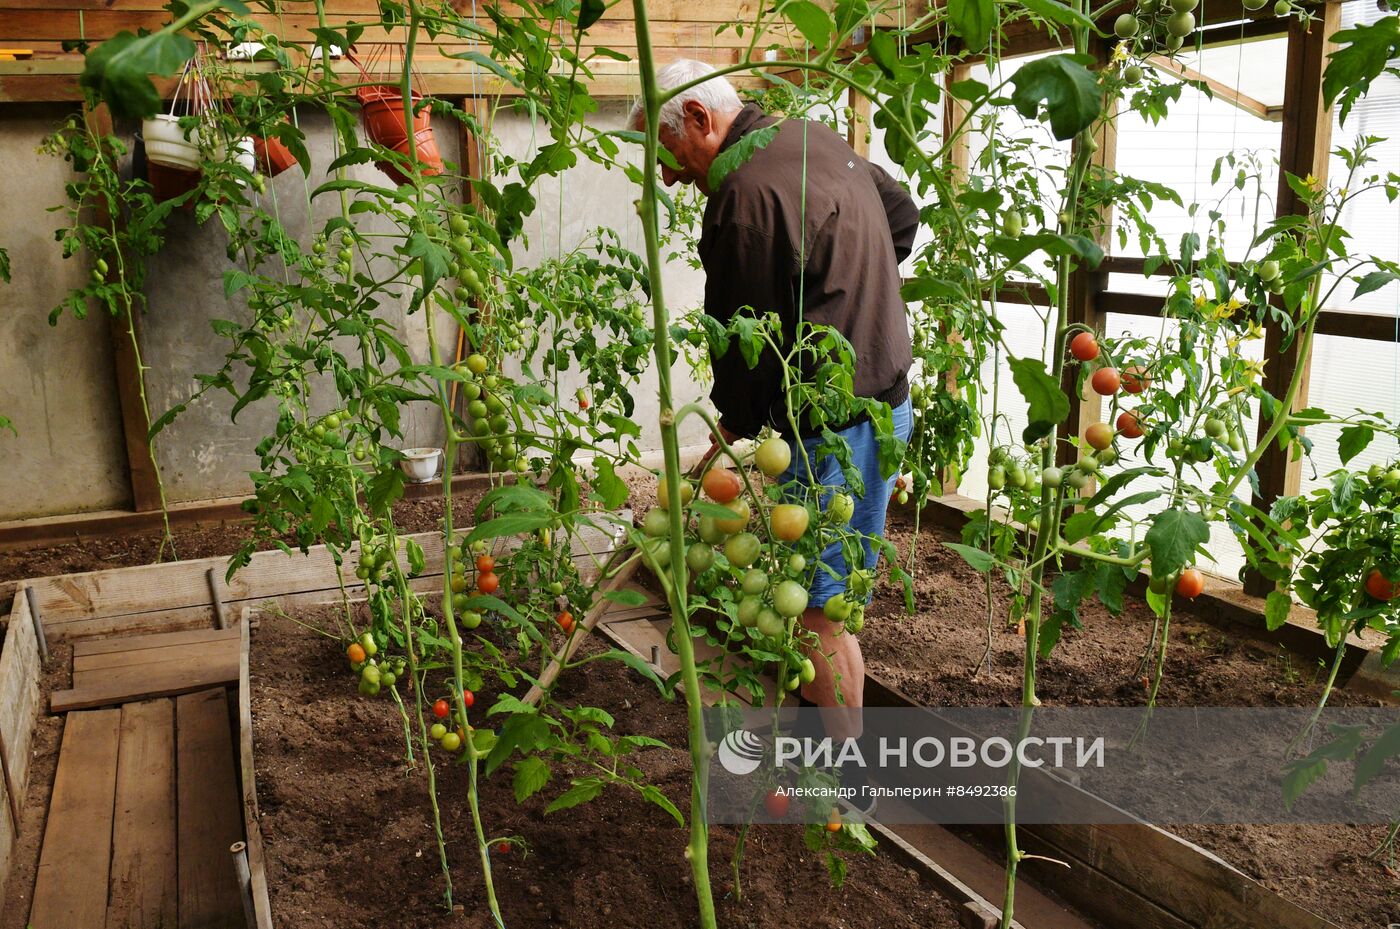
xmin=477 ymin=571 xmax=500 ymax=595
xmin=1175 ymin=568 xmax=1205 ymax=599
xmin=1366 ymin=569 xmax=1398 ymax=602
xmin=702 ymin=467 xmax=742 ymax=504
xmin=476 ymin=555 xmax=495 ymax=574
xmin=1122 ymin=365 xmax=1150 ymax=394
xmin=347 ymin=642 xmax=366 ymax=664
xmin=1084 ymin=422 xmax=1114 ymax=451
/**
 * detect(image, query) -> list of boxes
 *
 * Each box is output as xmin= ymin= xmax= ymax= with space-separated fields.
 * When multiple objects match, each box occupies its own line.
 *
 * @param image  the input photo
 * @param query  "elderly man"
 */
xmin=632 ymin=60 xmax=917 ymax=736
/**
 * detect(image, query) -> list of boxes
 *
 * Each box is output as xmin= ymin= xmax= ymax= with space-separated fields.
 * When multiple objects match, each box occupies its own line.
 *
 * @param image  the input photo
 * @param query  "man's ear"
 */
xmin=684 ymin=99 xmax=711 ymax=136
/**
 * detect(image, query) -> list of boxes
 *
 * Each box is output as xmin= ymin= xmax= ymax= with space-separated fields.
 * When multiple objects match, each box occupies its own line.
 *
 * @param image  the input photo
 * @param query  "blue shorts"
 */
xmin=777 ymin=398 xmax=914 ymax=607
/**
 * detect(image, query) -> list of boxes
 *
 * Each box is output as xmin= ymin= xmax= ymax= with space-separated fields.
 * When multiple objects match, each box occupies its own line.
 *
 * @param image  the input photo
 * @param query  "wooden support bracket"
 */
xmin=25 ymin=585 xmax=49 ymax=666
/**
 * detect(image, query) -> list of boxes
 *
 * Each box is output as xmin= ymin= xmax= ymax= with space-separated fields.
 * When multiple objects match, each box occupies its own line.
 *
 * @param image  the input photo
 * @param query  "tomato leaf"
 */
xmin=708 ymin=123 xmax=780 ymax=192
xmin=601 ymin=588 xmax=649 ymax=607
xmin=590 ymin=456 xmax=630 ymax=510
xmin=944 ymin=542 xmax=996 ymax=573
xmin=512 ymin=756 xmax=551 ymax=803
xmin=577 ymin=0 xmax=606 ymax=31
xmin=1264 ymin=590 xmax=1293 ymax=631
xmin=991 ymin=232 xmax=1104 ymax=269
xmin=1144 ymin=508 xmax=1210 ymax=577
xmin=783 ymin=0 xmax=835 ymax=50
xmin=546 ymin=777 xmax=606 ymax=814
xmin=640 ymin=784 xmax=685 ymax=826
xmin=1007 ymin=356 xmax=1070 ymax=442
xmin=404 ymin=539 xmax=426 ymax=576
xmin=80 ymin=29 xmax=196 ymax=120
xmin=1338 ymin=425 xmax=1374 ymax=465
xmin=1354 ymin=722 xmax=1400 ymax=795
xmin=1354 ymin=270 xmax=1400 ymax=299
xmin=1323 ymin=14 xmax=1400 ymax=125
xmin=1016 ymin=0 xmax=1096 ymax=30
xmin=1009 ymin=54 xmax=1103 ymax=141
xmin=947 ymin=0 xmax=996 ymax=54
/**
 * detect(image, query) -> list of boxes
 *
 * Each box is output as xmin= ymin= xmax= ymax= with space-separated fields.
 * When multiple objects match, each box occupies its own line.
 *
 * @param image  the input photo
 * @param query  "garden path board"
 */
xmin=50 ymin=626 xmax=241 ymax=712
xmin=27 ymin=688 xmax=244 ymax=929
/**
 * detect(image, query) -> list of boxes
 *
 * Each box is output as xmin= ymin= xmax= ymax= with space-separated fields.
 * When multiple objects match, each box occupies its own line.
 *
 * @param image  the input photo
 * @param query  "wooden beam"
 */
xmin=1145 ymin=54 xmax=1278 ymax=122
xmin=846 ymin=83 xmax=871 ymax=159
xmin=83 ymin=104 xmax=163 ymax=512
xmin=1059 ymin=35 xmax=1117 ymax=472
xmin=1245 ymin=1 xmax=1340 ymax=597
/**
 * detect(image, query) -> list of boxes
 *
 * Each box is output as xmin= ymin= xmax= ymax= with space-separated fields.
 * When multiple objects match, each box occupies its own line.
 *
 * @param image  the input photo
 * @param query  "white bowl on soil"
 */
xmin=399 ymin=447 xmax=442 ymax=483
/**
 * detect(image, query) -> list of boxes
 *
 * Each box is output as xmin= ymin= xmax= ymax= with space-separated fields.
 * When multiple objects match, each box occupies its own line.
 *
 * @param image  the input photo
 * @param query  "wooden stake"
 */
xmin=206 ymin=567 xmax=230 ymax=630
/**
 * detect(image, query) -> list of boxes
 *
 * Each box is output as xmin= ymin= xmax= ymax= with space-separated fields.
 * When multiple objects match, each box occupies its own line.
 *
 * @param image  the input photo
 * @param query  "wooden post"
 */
xmin=83 ymin=104 xmax=164 ymax=513
xmin=1058 ymin=37 xmax=1117 ymax=475
xmin=846 ymin=84 xmax=871 ymax=159
xmin=939 ymin=63 xmax=973 ymax=495
xmin=1244 ymin=2 xmax=1339 ymax=596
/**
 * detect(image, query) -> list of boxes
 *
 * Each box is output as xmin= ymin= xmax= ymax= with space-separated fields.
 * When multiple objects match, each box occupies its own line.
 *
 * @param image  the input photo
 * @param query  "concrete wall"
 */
xmin=492 ymin=98 xmax=713 ymax=460
xmin=0 ymin=98 xmax=714 ymax=521
xmin=141 ymin=108 xmax=463 ymax=503
xmin=0 ymin=105 xmax=132 ymax=521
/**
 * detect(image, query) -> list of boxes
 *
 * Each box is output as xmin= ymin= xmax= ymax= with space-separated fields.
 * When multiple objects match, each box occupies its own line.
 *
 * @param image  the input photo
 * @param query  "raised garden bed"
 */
xmin=861 ymin=517 xmax=1392 ymax=929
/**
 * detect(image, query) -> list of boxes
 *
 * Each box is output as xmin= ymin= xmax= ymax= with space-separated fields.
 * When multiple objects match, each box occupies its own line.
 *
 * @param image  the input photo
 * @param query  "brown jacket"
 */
xmin=697 ymin=103 xmax=917 ymax=439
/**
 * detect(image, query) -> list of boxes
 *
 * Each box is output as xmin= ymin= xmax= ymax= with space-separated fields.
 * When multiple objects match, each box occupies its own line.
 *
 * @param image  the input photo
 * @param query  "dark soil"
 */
xmin=0 ymin=486 xmax=489 ymax=584
xmin=250 ymin=606 xmax=965 ymax=929
xmin=861 ymin=517 xmax=1397 ymax=929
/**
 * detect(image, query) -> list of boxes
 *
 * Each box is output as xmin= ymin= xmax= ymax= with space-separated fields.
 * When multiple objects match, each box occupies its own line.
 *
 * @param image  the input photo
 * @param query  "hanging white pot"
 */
xmin=142 ymin=114 xmax=201 ymax=170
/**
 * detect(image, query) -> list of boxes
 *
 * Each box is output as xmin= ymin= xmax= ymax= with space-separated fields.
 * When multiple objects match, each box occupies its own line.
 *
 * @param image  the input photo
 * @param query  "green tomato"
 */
xmin=1041 ymin=466 xmax=1064 ymax=489
xmin=448 ymin=213 xmax=471 ymax=235
xmin=686 ymin=544 xmax=715 ymax=574
xmin=1066 ymin=469 xmax=1090 ymax=490
xmin=642 ymin=508 xmax=670 ymax=538
xmin=849 ymin=569 xmax=873 ymax=597
xmin=642 ymin=537 xmax=672 ymax=570
xmin=1078 ymin=454 xmax=1099 ymax=474
xmin=844 ymin=607 xmax=865 ymax=635
xmin=1007 ymin=465 xmax=1027 ymax=489
xmin=988 ymin=466 xmax=1007 ymax=490
xmin=460 ymin=610 xmax=482 ymax=630
xmin=799 ymin=658 xmax=817 ymax=685
xmin=380 ymin=671 xmax=396 ymax=687
xmin=823 ymin=594 xmax=852 ymax=622
xmin=741 ymin=569 xmax=770 ymax=596
xmin=1170 ymin=0 xmax=1197 ymax=11
xmin=359 ymin=632 xmax=379 ymax=658
xmin=1003 ymin=210 xmax=1025 ymax=238
xmin=1096 ymin=448 xmax=1118 ymax=467
xmin=1165 ymin=10 xmax=1195 ymax=36
xmin=1123 ymin=64 xmax=1143 ymax=85
xmin=756 ymin=607 xmax=786 ymax=637
xmin=1273 ymin=0 xmax=1289 ymax=13
xmin=773 ymin=580 xmax=809 ymax=618
xmin=440 ymin=731 xmax=462 ymax=752
xmin=785 ymin=675 xmax=801 ymax=692
xmin=466 ymin=353 xmax=489 ymax=376
xmin=787 ymin=553 xmax=807 ymax=575
xmin=1114 ymin=12 xmax=1140 ymax=37
xmin=1204 ymin=418 xmax=1227 ymax=439
xmin=737 ymin=596 xmax=762 ymax=628
xmin=724 ymin=532 xmax=761 ymax=568
xmin=1385 ymin=469 xmax=1400 ymax=489
xmin=1164 ymin=33 xmax=1184 ymax=51
xmin=698 ymin=515 xmax=727 ymax=545
xmin=430 ymin=723 xmax=447 ymax=741
xmin=755 ymin=436 xmax=792 ymax=478
xmin=1258 ymin=259 xmax=1281 ymax=282
xmin=827 ymin=492 xmax=855 ymax=525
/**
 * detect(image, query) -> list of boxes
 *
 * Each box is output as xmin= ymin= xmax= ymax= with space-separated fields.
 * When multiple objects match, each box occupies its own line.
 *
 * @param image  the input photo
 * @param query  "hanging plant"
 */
xmin=351 ymin=47 xmax=443 ymax=184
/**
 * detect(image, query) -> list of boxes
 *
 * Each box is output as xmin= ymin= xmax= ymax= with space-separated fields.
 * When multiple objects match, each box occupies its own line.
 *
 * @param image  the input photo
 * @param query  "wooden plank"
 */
xmin=53 ymin=649 xmax=240 ymax=712
xmin=523 ymin=554 xmax=638 ymax=705
xmin=1245 ymin=0 xmax=1340 ymax=597
xmin=0 ymin=584 xmax=42 ymax=803
xmin=29 ymin=708 xmax=122 ymax=929
xmin=75 ymin=634 xmax=240 ymax=674
xmin=107 ymin=699 xmax=178 ymax=929
xmin=176 ymin=688 xmax=245 ymax=929
xmin=1026 ymin=821 xmax=1336 ymax=929
xmin=74 ymin=625 xmax=241 ymax=658
xmin=238 ymin=615 xmax=275 ymax=929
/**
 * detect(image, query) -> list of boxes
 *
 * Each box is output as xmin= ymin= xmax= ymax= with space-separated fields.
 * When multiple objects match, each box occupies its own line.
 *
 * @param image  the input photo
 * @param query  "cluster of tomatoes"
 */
xmin=448 ymin=538 xmax=498 ymax=631
xmin=346 ymin=631 xmax=405 ymax=697
xmin=456 ymin=353 xmax=532 ymax=475
xmin=308 ymin=229 xmax=354 ymax=278
xmin=645 ymin=435 xmax=867 ymax=686
xmin=429 ymin=688 xmax=476 ymax=754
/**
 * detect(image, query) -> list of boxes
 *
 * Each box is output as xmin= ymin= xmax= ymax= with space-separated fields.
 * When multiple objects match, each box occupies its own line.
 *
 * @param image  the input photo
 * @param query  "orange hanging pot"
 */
xmin=357 ymin=86 xmax=443 ymax=184
xmin=252 ymin=132 xmax=299 ymax=177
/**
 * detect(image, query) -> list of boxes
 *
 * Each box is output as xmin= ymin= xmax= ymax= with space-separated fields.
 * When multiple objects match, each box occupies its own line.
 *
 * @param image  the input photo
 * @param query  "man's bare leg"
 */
xmin=798 ymin=605 xmax=863 ymax=742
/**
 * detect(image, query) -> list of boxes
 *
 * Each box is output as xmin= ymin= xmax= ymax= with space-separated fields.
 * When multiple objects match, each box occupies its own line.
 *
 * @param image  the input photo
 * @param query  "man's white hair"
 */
xmin=629 ymin=59 xmax=743 ymax=133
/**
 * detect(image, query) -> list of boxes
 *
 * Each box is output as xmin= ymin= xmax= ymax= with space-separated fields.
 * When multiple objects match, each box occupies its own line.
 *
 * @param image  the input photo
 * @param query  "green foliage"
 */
xmin=1323 ymin=14 xmax=1400 ymax=125
xmin=1009 ymin=54 xmax=1104 ymax=141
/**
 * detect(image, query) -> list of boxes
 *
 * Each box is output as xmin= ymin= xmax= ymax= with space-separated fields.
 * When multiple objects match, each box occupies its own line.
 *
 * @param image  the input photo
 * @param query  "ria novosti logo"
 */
xmin=717 ymin=729 xmax=766 ymax=775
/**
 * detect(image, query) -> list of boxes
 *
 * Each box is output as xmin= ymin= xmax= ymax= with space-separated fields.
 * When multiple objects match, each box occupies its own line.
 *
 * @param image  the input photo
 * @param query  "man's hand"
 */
xmin=690 ymin=422 xmax=741 ymax=478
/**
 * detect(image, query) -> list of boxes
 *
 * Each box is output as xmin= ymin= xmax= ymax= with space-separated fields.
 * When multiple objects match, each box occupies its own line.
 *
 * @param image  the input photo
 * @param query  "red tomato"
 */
xmin=556 ymin=610 xmax=575 ymax=633
xmin=498 ymin=840 xmax=512 ymax=854
xmin=462 ymin=688 xmax=476 ymax=709
xmin=702 ymin=467 xmax=742 ymax=504
xmin=1091 ymin=367 xmax=1121 ymax=395
xmin=347 ymin=643 xmax=366 ymax=664
xmin=1069 ymin=332 xmax=1100 ymax=362
xmin=433 ymin=698 xmax=450 ymax=719
xmin=477 ymin=571 xmax=500 ymax=594
xmin=476 ymin=555 xmax=495 ymax=574
xmin=1122 ymin=365 xmax=1150 ymax=394
xmin=1175 ymin=568 xmax=1205 ymax=599
xmin=1116 ymin=410 xmax=1144 ymax=440
xmin=1366 ymin=569 xmax=1399 ymax=602
xmin=764 ymin=790 xmax=790 ymax=818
